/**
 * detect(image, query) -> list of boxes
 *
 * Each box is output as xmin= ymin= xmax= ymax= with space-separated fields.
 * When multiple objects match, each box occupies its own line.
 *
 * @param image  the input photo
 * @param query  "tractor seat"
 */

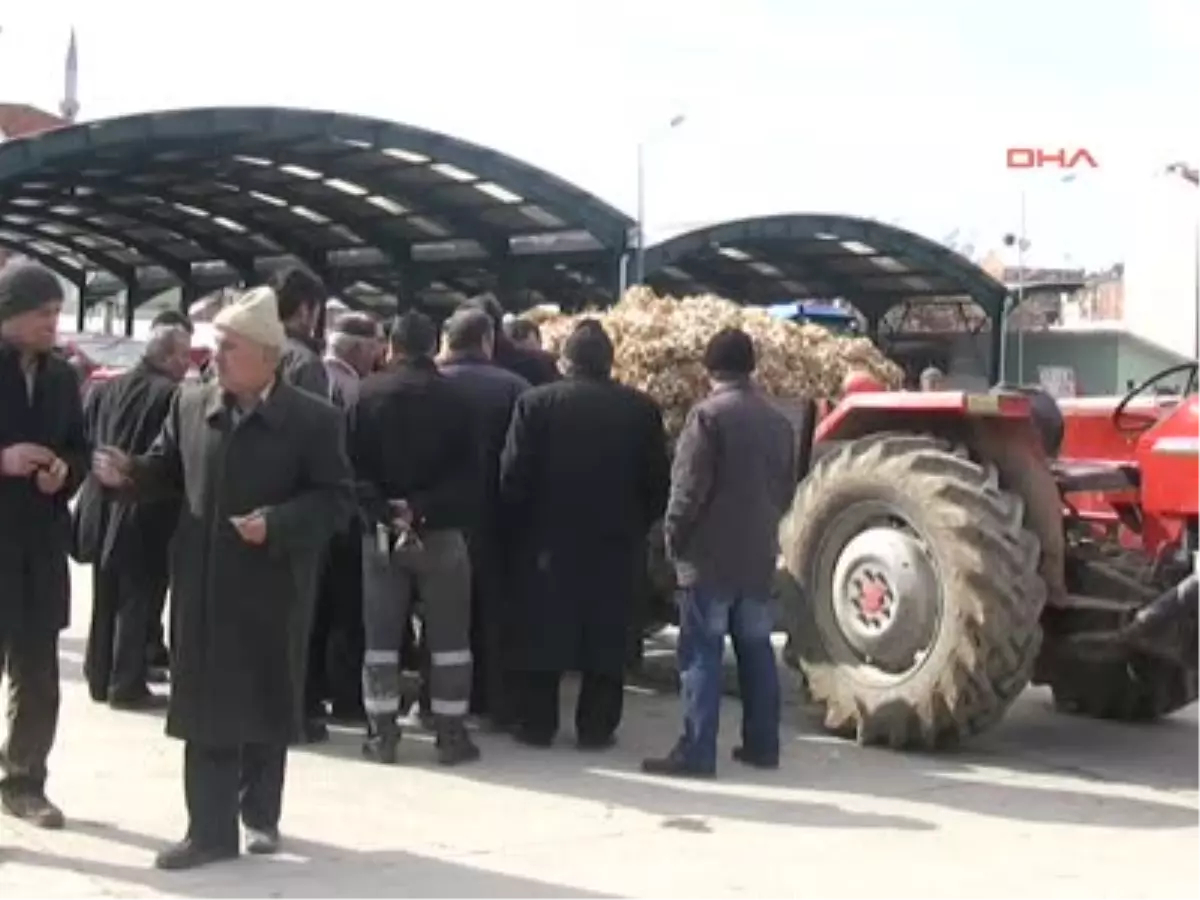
xmin=1051 ymin=460 xmax=1141 ymax=494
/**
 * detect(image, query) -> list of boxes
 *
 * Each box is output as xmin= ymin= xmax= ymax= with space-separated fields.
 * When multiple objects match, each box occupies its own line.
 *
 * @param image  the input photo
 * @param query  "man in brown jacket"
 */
xmin=643 ymin=328 xmax=796 ymax=779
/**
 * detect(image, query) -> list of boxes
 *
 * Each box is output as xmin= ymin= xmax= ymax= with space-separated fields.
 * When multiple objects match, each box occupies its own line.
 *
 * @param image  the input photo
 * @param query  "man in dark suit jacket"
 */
xmin=0 ymin=263 xmax=89 ymax=830
xmin=75 ymin=323 xmax=193 ymax=709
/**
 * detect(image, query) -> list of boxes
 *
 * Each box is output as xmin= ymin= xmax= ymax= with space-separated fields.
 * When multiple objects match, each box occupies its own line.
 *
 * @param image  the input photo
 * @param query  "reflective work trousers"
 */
xmin=361 ymin=529 xmax=473 ymax=722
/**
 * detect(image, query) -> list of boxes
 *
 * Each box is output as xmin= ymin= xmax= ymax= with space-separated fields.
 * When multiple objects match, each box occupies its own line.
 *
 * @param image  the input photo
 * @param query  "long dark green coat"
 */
xmin=129 ymin=380 xmax=353 ymax=746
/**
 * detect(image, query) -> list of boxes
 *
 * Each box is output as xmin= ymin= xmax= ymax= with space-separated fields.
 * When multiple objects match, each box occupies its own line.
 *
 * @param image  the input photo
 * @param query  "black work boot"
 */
xmin=362 ymin=715 xmax=400 ymax=765
xmin=436 ymin=717 xmax=481 ymax=767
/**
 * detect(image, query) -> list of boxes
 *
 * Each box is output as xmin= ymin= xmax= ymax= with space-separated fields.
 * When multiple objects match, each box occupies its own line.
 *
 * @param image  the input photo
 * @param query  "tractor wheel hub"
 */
xmin=831 ymin=526 xmax=940 ymax=673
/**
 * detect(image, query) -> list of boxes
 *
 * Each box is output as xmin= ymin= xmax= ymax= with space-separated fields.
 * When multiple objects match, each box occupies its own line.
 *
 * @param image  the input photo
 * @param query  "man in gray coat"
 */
xmin=94 ymin=287 xmax=354 ymax=870
xmin=643 ymin=328 xmax=796 ymax=779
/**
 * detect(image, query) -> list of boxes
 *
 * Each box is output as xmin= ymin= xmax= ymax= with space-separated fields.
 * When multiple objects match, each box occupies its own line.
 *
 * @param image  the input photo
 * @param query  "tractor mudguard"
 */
xmin=968 ymin=416 xmax=1069 ymax=608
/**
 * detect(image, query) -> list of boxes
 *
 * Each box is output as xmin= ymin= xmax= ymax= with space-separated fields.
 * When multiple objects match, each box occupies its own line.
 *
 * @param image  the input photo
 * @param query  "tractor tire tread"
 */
xmin=781 ymin=433 xmax=1046 ymax=751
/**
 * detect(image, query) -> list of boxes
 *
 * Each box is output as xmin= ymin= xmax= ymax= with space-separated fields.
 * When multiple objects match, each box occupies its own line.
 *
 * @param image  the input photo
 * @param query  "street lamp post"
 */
xmin=1164 ymin=163 xmax=1199 ymax=359
xmin=634 ymin=114 xmax=685 ymax=286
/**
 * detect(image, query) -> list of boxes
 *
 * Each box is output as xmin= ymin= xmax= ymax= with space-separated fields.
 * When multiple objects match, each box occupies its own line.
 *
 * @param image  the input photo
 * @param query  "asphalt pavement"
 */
xmin=0 ymin=564 xmax=1196 ymax=898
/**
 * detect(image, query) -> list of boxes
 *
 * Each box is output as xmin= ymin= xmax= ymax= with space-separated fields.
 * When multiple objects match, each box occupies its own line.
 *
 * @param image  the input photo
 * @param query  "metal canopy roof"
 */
xmin=642 ymin=214 xmax=1009 ymax=324
xmin=0 ymin=106 xmax=632 ymax=308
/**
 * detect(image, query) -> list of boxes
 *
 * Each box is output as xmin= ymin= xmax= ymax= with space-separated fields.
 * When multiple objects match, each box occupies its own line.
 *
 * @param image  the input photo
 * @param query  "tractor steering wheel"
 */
xmin=1111 ymin=361 xmax=1199 ymax=434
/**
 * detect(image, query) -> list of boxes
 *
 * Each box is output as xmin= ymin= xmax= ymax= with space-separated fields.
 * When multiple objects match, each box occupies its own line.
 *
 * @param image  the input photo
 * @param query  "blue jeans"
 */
xmin=675 ymin=587 xmax=780 ymax=770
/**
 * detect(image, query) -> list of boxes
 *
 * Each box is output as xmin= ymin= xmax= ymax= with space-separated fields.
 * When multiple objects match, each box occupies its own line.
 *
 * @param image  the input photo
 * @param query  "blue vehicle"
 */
xmin=767 ymin=301 xmax=859 ymax=333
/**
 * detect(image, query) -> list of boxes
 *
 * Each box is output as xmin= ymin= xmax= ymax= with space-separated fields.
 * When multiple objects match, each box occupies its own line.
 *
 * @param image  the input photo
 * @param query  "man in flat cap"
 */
xmin=0 ymin=262 xmax=88 ymax=830
xmin=499 ymin=320 xmax=670 ymax=749
xmin=93 ymin=286 xmax=354 ymax=870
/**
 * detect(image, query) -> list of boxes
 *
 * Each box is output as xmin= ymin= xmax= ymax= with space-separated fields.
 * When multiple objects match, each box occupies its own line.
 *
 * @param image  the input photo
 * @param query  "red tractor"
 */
xmin=781 ymin=363 xmax=1197 ymax=749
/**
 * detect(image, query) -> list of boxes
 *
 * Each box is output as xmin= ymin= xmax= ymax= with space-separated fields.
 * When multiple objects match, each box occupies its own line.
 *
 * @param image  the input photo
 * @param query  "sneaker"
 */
xmin=154 ymin=838 xmax=237 ymax=871
xmin=245 ymin=826 xmax=280 ymax=855
xmin=1 ymin=791 xmax=65 ymax=829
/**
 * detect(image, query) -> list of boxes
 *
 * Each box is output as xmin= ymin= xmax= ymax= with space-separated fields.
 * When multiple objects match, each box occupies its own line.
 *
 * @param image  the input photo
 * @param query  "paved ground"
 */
xmin=1 ymin=566 xmax=1197 ymax=899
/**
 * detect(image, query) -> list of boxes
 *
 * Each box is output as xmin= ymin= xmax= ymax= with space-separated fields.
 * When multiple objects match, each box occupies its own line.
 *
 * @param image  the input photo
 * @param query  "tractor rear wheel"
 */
xmin=1049 ymin=657 xmax=1199 ymax=721
xmin=780 ymin=433 xmax=1046 ymax=750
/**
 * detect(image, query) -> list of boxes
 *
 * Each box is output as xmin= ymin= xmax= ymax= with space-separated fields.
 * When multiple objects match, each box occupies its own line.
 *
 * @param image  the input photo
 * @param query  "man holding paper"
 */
xmin=93 ymin=286 xmax=354 ymax=871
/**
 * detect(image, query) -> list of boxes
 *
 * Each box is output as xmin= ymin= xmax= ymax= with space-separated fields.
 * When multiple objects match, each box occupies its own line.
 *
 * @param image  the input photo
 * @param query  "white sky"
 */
xmin=1 ymin=0 xmax=1197 ymax=269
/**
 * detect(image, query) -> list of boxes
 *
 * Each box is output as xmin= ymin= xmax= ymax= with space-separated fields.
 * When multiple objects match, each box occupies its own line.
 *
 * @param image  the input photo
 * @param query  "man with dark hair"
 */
xmin=149 ymin=309 xmax=195 ymax=335
xmin=643 ymin=327 xmax=796 ymax=779
xmin=268 ymin=268 xmax=333 ymax=742
xmin=0 ymin=262 xmax=89 ymax=830
xmin=439 ymin=308 xmax=530 ymax=729
xmin=504 ymin=317 xmax=542 ymax=350
xmin=499 ymin=320 xmax=670 ymax=749
xmin=349 ymin=310 xmax=481 ymax=766
xmin=460 ymin=294 xmax=559 ymax=386
xmin=270 ymin=266 xmax=331 ymax=401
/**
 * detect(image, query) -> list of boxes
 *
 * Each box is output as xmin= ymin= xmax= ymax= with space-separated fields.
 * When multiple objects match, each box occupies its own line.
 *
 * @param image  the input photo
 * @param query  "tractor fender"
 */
xmin=968 ymin=417 xmax=1068 ymax=607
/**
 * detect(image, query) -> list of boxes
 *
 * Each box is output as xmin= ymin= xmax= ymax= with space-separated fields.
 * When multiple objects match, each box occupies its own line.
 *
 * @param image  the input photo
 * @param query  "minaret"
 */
xmin=59 ymin=28 xmax=79 ymax=123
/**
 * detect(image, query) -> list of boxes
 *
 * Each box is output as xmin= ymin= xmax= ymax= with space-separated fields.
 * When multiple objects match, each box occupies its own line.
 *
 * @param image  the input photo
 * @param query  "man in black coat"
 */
xmin=269 ymin=266 xmax=335 ymax=742
xmin=93 ymin=287 xmax=354 ymax=871
xmin=499 ymin=320 xmax=670 ymax=749
xmin=75 ymin=323 xmax=193 ymax=709
xmin=459 ymin=293 xmax=559 ymax=387
xmin=0 ymin=263 xmax=88 ymax=830
xmin=439 ymin=308 xmax=530 ymax=729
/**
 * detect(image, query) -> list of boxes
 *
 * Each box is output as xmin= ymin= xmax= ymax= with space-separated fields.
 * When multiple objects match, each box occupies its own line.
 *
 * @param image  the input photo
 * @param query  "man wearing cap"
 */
xmin=499 ymin=320 xmax=670 ymax=749
xmin=439 ymin=307 xmax=530 ymax=730
xmin=0 ymin=262 xmax=88 ymax=830
xmin=642 ymin=328 xmax=796 ymax=779
xmin=92 ymin=286 xmax=354 ymax=870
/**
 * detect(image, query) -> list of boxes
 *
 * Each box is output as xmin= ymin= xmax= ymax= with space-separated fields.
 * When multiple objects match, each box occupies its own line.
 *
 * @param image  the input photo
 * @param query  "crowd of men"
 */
xmin=0 ymin=259 xmax=798 ymax=872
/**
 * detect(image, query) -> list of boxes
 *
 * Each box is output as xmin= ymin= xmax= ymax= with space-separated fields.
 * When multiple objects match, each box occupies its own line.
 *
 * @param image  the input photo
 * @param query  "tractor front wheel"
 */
xmin=780 ymin=434 xmax=1046 ymax=750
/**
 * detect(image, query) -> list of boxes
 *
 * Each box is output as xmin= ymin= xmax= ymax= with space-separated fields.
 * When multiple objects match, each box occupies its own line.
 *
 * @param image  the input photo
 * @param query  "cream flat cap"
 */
xmin=212 ymin=286 xmax=288 ymax=350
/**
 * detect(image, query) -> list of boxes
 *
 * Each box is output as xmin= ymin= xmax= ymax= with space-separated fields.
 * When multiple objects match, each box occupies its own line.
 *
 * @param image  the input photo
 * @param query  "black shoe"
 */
xmin=1 ymin=791 xmax=65 ymax=829
xmin=513 ymin=726 xmax=554 ymax=748
xmin=146 ymin=666 xmax=171 ymax=685
xmin=641 ymin=751 xmax=716 ymax=780
xmin=362 ymin=717 xmax=400 ymax=765
xmin=302 ymin=718 xmax=330 ymax=744
xmin=576 ymin=733 xmax=617 ymax=751
xmin=436 ymin=719 xmax=481 ymax=767
xmin=329 ymin=702 xmax=366 ymax=725
xmin=108 ymin=691 xmax=169 ymax=712
xmin=732 ymin=746 xmax=779 ymax=770
xmin=245 ymin=826 xmax=280 ymax=855
xmin=154 ymin=838 xmax=237 ymax=871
